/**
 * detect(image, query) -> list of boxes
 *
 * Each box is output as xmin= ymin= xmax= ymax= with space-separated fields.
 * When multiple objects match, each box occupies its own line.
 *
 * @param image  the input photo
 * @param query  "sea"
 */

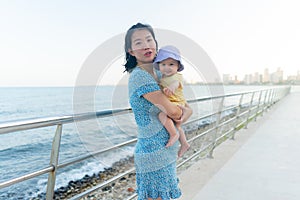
xmin=0 ymin=85 xmax=280 ymax=199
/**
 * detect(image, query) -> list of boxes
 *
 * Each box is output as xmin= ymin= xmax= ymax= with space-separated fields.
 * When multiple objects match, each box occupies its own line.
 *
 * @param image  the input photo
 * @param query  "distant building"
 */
xmin=263 ymin=68 xmax=270 ymax=83
xmin=287 ymin=75 xmax=297 ymax=82
xmin=244 ymin=74 xmax=252 ymax=85
xmin=233 ymin=75 xmax=240 ymax=84
xmin=289 ymin=70 xmax=300 ymax=84
xmin=222 ymin=74 xmax=232 ymax=84
xmin=253 ymin=72 xmax=261 ymax=83
xmin=271 ymin=68 xmax=284 ymax=83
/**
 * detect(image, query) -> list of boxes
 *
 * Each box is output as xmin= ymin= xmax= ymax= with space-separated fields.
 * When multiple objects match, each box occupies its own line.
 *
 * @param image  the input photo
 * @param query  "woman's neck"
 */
xmin=138 ymin=63 xmax=158 ymax=81
xmin=138 ymin=63 xmax=154 ymax=74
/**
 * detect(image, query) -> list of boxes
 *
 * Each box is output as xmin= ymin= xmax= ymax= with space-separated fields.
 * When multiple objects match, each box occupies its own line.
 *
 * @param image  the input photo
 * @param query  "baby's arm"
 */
xmin=163 ymin=80 xmax=180 ymax=97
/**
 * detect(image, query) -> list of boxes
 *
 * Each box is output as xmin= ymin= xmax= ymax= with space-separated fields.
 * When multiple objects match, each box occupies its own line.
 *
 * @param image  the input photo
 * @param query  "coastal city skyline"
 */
xmin=222 ymin=68 xmax=300 ymax=85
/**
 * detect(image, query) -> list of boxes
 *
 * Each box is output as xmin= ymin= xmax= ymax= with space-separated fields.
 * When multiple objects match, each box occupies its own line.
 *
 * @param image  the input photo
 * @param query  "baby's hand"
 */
xmin=163 ymin=87 xmax=175 ymax=97
xmin=163 ymin=81 xmax=179 ymax=97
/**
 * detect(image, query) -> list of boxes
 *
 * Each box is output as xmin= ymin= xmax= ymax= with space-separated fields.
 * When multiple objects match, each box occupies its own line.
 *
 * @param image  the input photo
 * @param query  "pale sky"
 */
xmin=1 ymin=0 xmax=300 ymax=86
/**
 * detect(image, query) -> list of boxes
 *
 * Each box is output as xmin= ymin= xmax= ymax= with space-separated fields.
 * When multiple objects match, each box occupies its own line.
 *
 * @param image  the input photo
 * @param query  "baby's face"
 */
xmin=158 ymin=58 xmax=179 ymax=77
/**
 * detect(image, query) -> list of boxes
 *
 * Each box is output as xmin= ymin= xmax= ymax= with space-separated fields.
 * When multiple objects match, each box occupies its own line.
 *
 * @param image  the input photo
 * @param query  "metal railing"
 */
xmin=0 ymin=86 xmax=291 ymax=200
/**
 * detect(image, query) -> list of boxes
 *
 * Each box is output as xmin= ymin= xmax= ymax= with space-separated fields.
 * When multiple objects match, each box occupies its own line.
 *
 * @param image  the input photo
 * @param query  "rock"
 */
xmin=102 ymin=186 xmax=112 ymax=192
xmin=127 ymin=187 xmax=135 ymax=192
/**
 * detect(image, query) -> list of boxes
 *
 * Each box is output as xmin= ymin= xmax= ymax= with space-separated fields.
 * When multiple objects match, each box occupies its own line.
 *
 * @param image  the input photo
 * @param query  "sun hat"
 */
xmin=153 ymin=45 xmax=184 ymax=72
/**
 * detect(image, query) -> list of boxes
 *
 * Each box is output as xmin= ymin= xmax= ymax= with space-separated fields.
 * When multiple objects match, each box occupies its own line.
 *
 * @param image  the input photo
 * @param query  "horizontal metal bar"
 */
xmin=0 ymin=88 xmax=278 ymax=135
xmin=58 ymin=138 xmax=137 ymax=169
xmin=187 ymin=127 xmax=216 ymax=143
xmin=0 ymin=108 xmax=132 ymax=134
xmin=239 ymin=110 xmax=249 ymax=117
xmin=0 ymin=166 xmax=54 ymax=189
xmin=69 ymin=168 xmax=136 ymax=200
xmin=125 ymin=193 xmax=137 ymax=200
xmin=177 ymin=142 xmax=214 ymax=168
xmin=237 ymin=119 xmax=248 ymax=128
xmin=222 ymin=105 xmax=239 ymax=113
xmin=186 ymin=88 xmax=267 ymax=104
xmin=184 ymin=112 xmax=216 ymax=126
xmin=215 ymin=127 xmax=236 ymax=143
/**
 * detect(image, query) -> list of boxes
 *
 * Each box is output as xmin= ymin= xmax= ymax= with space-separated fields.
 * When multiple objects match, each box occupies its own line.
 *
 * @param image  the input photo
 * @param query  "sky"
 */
xmin=0 ymin=0 xmax=300 ymax=86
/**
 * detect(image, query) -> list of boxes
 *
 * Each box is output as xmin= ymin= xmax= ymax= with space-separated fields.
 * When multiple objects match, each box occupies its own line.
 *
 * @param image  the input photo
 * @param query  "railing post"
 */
xmin=271 ymin=88 xmax=277 ymax=105
xmin=261 ymin=89 xmax=268 ymax=116
xmin=272 ymin=88 xmax=277 ymax=104
xmin=232 ymin=93 xmax=244 ymax=140
xmin=46 ymin=124 xmax=63 ymax=200
xmin=277 ymin=88 xmax=282 ymax=101
xmin=208 ymin=97 xmax=225 ymax=158
xmin=244 ymin=92 xmax=255 ymax=129
xmin=254 ymin=90 xmax=263 ymax=121
xmin=283 ymin=87 xmax=287 ymax=97
xmin=267 ymin=89 xmax=274 ymax=108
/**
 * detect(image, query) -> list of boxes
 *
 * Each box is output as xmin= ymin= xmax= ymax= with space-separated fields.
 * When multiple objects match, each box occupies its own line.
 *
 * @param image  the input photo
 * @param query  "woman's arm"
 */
xmin=143 ymin=90 xmax=182 ymax=120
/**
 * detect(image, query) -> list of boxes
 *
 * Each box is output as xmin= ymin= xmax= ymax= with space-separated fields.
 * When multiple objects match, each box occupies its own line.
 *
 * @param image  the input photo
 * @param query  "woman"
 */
xmin=124 ymin=23 xmax=192 ymax=200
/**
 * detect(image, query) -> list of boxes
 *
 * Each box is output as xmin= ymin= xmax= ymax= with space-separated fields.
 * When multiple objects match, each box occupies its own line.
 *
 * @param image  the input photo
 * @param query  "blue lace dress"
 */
xmin=128 ymin=67 xmax=182 ymax=200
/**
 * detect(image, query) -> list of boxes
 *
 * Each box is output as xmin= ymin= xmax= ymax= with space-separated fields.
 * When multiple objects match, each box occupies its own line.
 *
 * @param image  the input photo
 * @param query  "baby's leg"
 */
xmin=158 ymin=112 xmax=179 ymax=147
xmin=177 ymin=124 xmax=190 ymax=157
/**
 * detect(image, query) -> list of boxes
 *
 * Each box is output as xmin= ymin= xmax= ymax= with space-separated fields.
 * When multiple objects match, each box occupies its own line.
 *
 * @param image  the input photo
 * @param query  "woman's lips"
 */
xmin=144 ymin=51 xmax=152 ymax=57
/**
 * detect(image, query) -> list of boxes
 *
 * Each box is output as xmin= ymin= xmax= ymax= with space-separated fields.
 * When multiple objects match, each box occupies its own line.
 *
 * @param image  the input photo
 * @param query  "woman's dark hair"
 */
xmin=124 ymin=23 xmax=158 ymax=73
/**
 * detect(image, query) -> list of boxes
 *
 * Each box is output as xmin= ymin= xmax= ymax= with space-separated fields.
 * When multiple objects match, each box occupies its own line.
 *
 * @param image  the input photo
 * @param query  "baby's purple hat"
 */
xmin=153 ymin=45 xmax=184 ymax=72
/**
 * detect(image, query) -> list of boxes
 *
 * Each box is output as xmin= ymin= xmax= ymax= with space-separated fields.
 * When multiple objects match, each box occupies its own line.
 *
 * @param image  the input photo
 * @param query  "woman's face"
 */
xmin=129 ymin=29 xmax=157 ymax=66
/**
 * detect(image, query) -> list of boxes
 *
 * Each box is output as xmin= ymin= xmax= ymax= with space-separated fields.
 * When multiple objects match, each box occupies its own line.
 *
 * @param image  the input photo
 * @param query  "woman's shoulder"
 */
xmin=130 ymin=67 xmax=158 ymax=80
xmin=129 ymin=67 xmax=155 ymax=86
xmin=129 ymin=67 xmax=145 ymax=82
xmin=130 ymin=67 xmax=145 ymax=77
xmin=128 ymin=67 xmax=160 ymax=97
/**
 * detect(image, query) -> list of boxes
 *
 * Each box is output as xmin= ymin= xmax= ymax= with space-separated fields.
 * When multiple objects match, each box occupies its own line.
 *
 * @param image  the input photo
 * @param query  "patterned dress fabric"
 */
xmin=128 ymin=67 xmax=181 ymax=200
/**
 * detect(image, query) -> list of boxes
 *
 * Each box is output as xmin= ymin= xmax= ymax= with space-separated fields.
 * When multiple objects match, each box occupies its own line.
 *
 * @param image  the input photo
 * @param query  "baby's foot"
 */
xmin=178 ymin=143 xmax=190 ymax=157
xmin=166 ymin=134 xmax=179 ymax=147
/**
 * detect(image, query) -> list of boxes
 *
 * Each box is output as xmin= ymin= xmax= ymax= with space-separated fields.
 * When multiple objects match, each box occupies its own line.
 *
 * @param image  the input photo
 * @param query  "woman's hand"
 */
xmin=174 ymin=104 xmax=193 ymax=126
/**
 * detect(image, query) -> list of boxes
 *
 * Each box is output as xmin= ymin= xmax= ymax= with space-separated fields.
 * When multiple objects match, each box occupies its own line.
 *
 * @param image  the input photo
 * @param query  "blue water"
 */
xmin=0 ymin=85 xmax=266 ymax=199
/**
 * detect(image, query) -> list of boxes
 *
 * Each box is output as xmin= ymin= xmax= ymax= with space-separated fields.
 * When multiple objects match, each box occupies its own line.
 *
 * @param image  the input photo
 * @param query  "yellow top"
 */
xmin=159 ymin=73 xmax=186 ymax=105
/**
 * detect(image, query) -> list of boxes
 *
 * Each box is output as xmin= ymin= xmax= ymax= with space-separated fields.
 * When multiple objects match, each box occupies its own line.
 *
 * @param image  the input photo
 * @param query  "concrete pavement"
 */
xmin=179 ymin=86 xmax=300 ymax=200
